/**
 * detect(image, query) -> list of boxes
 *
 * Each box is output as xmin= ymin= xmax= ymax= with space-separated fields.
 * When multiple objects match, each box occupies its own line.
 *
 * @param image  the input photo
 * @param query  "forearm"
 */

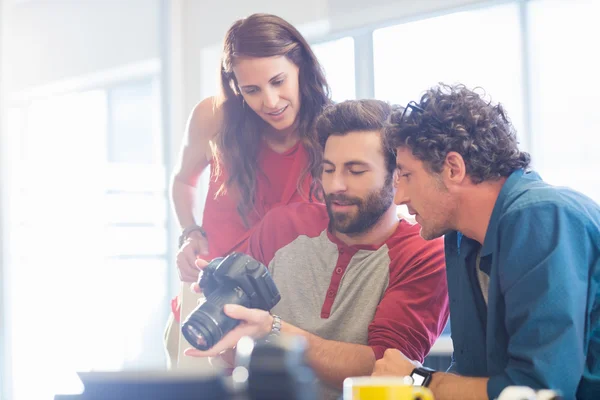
xmin=282 ymin=322 xmax=375 ymax=388
xmin=171 ymin=178 xmax=200 ymax=229
xmin=429 ymin=372 xmax=488 ymax=400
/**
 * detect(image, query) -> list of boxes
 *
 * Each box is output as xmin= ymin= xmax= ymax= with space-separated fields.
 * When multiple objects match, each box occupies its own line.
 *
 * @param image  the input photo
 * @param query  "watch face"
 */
xmin=411 ymin=373 xmax=426 ymax=386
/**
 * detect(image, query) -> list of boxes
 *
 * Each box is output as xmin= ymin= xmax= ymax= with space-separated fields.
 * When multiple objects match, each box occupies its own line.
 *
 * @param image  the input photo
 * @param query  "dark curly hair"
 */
xmin=385 ymin=83 xmax=531 ymax=183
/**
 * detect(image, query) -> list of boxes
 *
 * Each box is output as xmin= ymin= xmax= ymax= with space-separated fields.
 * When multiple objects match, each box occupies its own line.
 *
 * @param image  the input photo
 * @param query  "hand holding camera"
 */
xmin=176 ymin=228 xmax=209 ymax=283
xmin=181 ymin=253 xmax=281 ymax=356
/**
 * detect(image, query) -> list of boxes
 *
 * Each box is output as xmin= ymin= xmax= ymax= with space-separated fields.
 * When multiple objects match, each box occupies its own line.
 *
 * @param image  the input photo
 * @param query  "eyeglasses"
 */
xmin=399 ymin=101 xmax=426 ymax=122
xmin=399 ymin=100 xmax=444 ymax=126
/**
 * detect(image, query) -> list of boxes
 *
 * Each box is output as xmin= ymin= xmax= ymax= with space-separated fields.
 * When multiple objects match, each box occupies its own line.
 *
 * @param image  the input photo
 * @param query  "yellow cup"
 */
xmin=343 ymin=377 xmax=434 ymax=400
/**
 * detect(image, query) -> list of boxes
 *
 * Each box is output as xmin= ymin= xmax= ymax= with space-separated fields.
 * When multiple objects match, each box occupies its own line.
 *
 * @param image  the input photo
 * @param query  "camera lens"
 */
xmin=183 ymin=324 xmax=209 ymax=349
xmin=182 ymin=285 xmax=250 ymax=351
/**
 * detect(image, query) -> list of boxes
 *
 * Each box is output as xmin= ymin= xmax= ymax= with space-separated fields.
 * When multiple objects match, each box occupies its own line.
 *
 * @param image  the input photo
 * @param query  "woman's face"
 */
xmin=233 ymin=55 xmax=301 ymax=133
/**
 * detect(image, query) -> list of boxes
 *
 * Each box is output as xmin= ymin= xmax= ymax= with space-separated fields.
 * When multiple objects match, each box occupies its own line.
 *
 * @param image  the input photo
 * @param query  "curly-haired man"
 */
xmin=373 ymin=84 xmax=600 ymax=400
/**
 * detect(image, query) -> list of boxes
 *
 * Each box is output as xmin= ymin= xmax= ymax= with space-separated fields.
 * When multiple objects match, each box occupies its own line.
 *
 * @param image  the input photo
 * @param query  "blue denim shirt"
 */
xmin=444 ymin=169 xmax=600 ymax=400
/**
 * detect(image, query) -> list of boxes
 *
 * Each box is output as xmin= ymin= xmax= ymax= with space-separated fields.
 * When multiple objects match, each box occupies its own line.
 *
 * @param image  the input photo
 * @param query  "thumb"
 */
xmin=223 ymin=304 xmax=253 ymax=320
xmin=190 ymin=282 xmax=201 ymax=294
xmin=194 ymin=258 xmax=209 ymax=270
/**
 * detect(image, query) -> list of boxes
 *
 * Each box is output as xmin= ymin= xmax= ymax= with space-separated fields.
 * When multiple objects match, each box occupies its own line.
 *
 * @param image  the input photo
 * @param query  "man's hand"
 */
xmin=372 ymin=349 xmax=420 ymax=377
xmin=176 ymin=231 xmax=209 ymax=282
xmin=208 ymin=348 xmax=236 ymax=369
xmin=184 ymin=304 xmax=273 ymax=357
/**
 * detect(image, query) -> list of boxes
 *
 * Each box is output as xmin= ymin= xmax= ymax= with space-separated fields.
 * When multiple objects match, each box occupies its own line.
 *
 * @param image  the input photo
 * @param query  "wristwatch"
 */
xmin=410 ymin=366 xmax=436 ymax=387
xmin=266 ymin=313 xmax=282 ymax=341
xmin=271 ymin=313 xmax=282 ymax=334
xmin=178 ymin=225 xmax=207 ymax=248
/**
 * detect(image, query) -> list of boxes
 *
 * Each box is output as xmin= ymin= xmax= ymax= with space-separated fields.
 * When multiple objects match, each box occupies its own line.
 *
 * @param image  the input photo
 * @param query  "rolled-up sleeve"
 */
xmin=368 ymin=236 xmax=449 ymax=362
xmin=488 ymin=205 xmax=590 ymax=400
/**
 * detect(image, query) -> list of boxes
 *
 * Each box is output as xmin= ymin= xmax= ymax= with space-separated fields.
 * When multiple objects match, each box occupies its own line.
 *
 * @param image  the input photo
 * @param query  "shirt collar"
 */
xmin=480 ymin=169 xmax=525 ymax=256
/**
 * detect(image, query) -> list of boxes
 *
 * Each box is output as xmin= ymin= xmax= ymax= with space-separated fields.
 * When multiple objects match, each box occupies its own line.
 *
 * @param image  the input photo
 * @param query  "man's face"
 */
xmin=394 ymin=147 xmax=456 ymax=240
xmin=322 ymin=131 xmax=394 ymax=235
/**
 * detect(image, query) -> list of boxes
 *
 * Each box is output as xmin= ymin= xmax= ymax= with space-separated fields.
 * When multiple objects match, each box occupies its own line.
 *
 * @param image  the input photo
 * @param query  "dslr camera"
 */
xmin=181 ymin=252 xmax=281 ymax=351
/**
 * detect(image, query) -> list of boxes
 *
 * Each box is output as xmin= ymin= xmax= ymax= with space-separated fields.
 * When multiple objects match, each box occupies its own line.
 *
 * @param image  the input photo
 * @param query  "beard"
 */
xmin=325 ymin=176 xmax=394 ymax=235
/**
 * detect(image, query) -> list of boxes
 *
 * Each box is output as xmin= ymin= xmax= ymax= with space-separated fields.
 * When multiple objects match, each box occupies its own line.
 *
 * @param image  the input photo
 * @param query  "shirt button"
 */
xmin=335 ymin=267 xmax=343 ymax=274
xmin=340 ymin=248 xmax=344 ymax=254
xmin=328 ymin=291 xmax=334 ymax=298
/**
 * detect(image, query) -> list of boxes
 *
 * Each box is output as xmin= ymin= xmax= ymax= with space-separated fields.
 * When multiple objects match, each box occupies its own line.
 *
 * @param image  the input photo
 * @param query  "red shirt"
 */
xmin=202 ymin=139 xmax=312 ymax=259
xmin=173 ymin=140 xmax=313 ymax=321
xmin=247 ymin=202 xmax=449 ymax=362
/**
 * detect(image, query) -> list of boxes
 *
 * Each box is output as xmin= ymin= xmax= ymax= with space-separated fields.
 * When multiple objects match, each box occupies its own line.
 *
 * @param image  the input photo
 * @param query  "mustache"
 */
xmin=325 ymin=194 xmax=362 ymax=206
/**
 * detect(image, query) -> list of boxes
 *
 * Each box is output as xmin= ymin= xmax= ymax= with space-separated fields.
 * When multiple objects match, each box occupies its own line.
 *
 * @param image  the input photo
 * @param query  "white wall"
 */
xmin=3 ymin=0 xmax=161 ymax=93
xmin=183 ymin=0 xmax=489 ymax=47
xmin=0 ymin=0 xmax=10 ymax=397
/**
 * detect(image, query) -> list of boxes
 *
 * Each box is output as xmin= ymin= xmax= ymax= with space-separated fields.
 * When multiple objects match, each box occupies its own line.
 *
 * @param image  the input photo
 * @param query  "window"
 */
xmin=373 ymin=3 xmax=525 ymax=227
xmin=527 ymin=0 xmax=600 ymax=203
xmin=4 ymin=76 xmax=168 ymax=400
xmin=373 ymin=3 xmax=525 ymax=142
xmin=107 ymin=79 xmax=162 ymax=164
xmin=312 ymin=37 xmax=356 ymax=102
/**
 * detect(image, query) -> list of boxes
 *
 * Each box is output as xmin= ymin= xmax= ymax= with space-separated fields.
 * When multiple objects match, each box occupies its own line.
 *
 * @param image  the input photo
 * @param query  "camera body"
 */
xmin=182 ymin=253 xmax=281 ymax=351
xmin=200 ymin=252 xmax=281 ymax=311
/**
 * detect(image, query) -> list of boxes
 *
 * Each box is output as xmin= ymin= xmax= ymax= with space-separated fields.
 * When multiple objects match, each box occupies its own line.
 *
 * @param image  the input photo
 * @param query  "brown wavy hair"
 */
xmin=212 ymin=13 xmax=331 ymax=223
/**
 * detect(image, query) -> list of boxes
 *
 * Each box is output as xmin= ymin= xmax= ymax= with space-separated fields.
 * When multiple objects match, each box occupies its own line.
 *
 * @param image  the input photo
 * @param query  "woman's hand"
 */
xmin=176 ymin=230 xmax=209 ymax=282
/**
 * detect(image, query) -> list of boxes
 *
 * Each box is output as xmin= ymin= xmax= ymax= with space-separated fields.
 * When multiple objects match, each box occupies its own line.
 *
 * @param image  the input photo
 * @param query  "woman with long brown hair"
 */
xmin=165 ymin=13 xmax=331 ymax=366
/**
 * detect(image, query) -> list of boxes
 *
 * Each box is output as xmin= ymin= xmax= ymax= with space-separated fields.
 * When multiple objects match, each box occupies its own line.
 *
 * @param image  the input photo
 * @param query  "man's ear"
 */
xmin=444 ymin=151 xmax=467 ymax=184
